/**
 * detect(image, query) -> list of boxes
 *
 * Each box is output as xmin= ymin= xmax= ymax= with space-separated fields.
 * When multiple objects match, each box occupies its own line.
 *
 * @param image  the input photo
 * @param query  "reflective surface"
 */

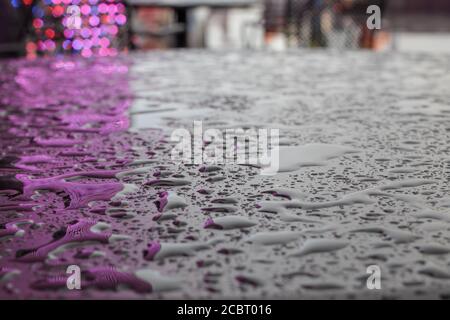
xmin=1 ymin=50 xmax=450 ymax=299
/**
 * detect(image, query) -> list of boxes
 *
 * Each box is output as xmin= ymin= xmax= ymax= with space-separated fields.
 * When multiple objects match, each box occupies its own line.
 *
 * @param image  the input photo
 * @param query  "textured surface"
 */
xmin=1 ymin=50 xmax=450 ymax=299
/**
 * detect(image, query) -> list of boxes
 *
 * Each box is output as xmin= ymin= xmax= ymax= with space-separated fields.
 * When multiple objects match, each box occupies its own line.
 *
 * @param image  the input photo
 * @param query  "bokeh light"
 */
xmin=26 ymin=0 xmax=127 ymax=58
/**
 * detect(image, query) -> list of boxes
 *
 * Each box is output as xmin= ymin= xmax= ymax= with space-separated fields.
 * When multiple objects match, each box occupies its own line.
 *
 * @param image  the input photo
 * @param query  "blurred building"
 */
xmin=388 ymin=0 xmax=450 ymax=53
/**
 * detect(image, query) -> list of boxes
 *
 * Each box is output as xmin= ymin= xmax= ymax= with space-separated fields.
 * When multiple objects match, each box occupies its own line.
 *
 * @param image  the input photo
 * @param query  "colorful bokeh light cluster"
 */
xmin=23 ymin=0 xmax=127 ymax=58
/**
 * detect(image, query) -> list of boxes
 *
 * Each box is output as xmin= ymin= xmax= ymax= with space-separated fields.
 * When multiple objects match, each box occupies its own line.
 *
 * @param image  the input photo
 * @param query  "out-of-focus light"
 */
xmin=62 ymin=39 xmax=72 ymax=50
xmin=98 ymin=3 xmax=108 ymax=14
xmin=64 ymin=29 xmax=75 ymax=39
xmin=83 ymin=39 xmax=93 ymax=49
xmin=45 ymin=28 xmax=56 ymax=39
xmin=102 ymin=14 xmax=113 ymax=24
xmin=98 ymin=47 xmax=108 ymax=56
xmin=117 ymin=3 xmax=125 ymax=13
xmin=115 ymin=14 xmax=126 ymax=26
xmin=91 ymin=37 xmax=99 ymax=46
xmin=37 ymin=40 xmax=45 ymax=50
xmin=29 ymin=0 xmax=126 ymax=57
xmin=81 ymin=4 xmax=91 ymax=15
xmin=99 ymin=37 xmax=110 ymax=47
xmin=10 ymin=0 xmax=20 ymax=8
xmin=89 ymin=15 xmax=100 ymax=27
xmin=72 ymin=39 xmax=83 ymax=50
xmin=90 ymin=6 xmax=99 ymax=15
xmin=52 ymin=5 xmax=64 ymax=17
xmin=33 ymin=18 xmax=44 ymax=29
xmin=100 ymin=24 xmax=109 ymax=34
xmin=108 ymin=4 xmax=117 ymax=14
xmin=92 ymin=27 xmax=101 ymax=37
xmin=81 ymin=48 xmax=93 ymax=57
xmin=108 ymin=25 xmax=118 ymax=35
xmin=80 ymin=27 xmax=92 ymax=38
xmin=26 ymin=41 xmax=37 ymax=52
xmin=25 ymin=41 xmax=38 ymax=59
xmin=44 ymin=39 xmax=56 ymax=51
xmin=32 ymin=6 xmax=45 ymax=18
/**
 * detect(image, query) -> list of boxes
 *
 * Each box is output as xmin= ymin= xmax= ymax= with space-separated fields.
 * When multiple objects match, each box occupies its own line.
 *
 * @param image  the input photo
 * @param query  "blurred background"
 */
xmin=1 ymin=0 xmax=450 ymax=59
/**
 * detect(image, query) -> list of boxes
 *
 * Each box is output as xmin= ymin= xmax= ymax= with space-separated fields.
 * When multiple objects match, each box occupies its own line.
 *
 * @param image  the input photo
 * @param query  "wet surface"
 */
xmin=1 ymin=50 xmax=450 ymax=299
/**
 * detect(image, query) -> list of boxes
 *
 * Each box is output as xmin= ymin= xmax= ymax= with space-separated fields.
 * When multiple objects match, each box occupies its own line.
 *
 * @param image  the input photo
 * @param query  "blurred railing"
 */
xmin=265 ymin=0 xmax=391 ymax=50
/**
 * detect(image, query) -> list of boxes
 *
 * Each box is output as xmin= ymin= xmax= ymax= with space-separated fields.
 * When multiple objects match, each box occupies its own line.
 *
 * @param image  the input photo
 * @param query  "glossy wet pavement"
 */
xmin=1 ymin=50 xmax=450 ymax=299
